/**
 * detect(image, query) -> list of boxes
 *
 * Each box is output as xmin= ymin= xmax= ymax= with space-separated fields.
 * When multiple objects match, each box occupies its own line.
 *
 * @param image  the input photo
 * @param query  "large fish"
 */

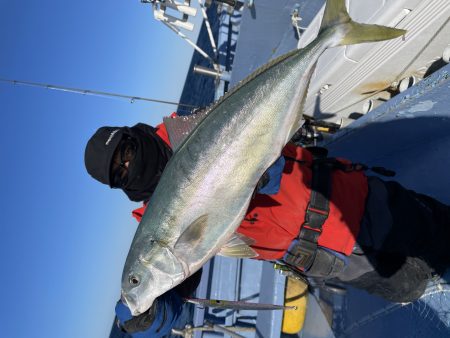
xmin=121 ymin=0 xmax=406 ymax=316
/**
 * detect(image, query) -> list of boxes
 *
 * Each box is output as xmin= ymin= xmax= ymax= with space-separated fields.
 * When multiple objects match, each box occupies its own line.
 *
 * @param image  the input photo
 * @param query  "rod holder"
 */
xmin=193 ymin=65 xmax=231 ymax=82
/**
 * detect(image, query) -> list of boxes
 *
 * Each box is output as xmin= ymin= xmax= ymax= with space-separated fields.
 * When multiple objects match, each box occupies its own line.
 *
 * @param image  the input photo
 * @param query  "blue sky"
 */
xmin=0 ymin=1 xmax=202 ymax=337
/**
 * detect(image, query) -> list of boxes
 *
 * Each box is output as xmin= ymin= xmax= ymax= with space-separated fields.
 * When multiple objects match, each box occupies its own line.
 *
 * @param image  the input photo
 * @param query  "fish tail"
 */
xmin=320 ymin=0 xmax=406 ymax=46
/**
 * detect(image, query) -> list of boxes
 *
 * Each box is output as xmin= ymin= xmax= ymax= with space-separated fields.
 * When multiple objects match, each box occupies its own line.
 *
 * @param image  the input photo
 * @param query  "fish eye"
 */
xmin=129 ymin=275 xmax=140 ymax=286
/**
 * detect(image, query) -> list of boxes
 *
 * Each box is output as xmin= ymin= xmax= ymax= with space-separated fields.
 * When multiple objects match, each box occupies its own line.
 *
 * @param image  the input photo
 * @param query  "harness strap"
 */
xmin=284 ymin=148 xmax=332 ymax=271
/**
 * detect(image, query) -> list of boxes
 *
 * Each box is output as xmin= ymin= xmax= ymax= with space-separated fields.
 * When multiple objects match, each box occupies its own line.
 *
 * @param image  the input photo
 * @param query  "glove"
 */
xmin=115 ymin=290 xmax=183 ymax=337
xmin=124 ymin=301 xmax=157 ymax=333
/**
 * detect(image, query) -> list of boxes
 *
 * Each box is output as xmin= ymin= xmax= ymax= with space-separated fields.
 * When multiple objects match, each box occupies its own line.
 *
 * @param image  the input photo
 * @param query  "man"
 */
xmin=85 ymin=116 xmax=450 ymax=336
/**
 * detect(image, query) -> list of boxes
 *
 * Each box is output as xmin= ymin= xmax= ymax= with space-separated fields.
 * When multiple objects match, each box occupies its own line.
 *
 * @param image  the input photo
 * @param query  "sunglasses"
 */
xmin=110 ymin=137 xmax=137 ymax=188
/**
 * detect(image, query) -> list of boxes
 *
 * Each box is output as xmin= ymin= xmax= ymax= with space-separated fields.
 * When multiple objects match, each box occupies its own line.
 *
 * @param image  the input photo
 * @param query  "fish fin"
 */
xmin=163 ymin=109 xmax=210 ymax=151
xmin=319 ymin=0 xmax=351 ymax=32
xmin=339 ymin=22 xmax=406 ymax=46
xmin=226 ymin=232 xmax=256 ymax=247
xmin=218 ymin=244 xmax=259 ymax=259
xmin=218 ymin=233 xmax=258 ymax=258
xmin=320 ymin=0 xmax=406 ymax=46
xmin=174 ymin=215 xmax=209 ymax=252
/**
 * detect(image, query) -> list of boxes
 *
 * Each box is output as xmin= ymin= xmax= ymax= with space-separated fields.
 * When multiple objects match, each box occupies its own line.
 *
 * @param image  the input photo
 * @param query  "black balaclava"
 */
xmin=84 ymin=123 xmax=172 ymax=202
xmin=122 ymin=123 xmax=172 ymax=202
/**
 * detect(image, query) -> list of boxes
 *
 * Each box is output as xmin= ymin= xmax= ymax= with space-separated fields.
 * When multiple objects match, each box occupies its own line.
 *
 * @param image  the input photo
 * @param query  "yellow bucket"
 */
xmin=281 ymin=276 xmax=308 ymax=334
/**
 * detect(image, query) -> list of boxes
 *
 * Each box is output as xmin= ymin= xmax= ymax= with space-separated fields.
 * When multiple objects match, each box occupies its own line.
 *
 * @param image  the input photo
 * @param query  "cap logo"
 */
xmin=105 ymin=129 xmax=120 ymax=146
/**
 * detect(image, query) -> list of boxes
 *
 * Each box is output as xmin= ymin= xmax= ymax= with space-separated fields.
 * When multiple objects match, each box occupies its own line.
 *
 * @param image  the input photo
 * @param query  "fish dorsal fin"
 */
xmin=164 ymin=109 xmax=210 ymax=151
xmin=218 ymin=233 xmax=258 ymax=258
xmin=174 ymin=215 xmax=209 ymax=254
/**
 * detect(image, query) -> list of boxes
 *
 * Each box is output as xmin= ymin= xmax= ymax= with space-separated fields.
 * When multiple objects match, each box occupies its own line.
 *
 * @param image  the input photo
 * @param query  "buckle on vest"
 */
xmin=284 ymin=233 xmax=319 ymax=271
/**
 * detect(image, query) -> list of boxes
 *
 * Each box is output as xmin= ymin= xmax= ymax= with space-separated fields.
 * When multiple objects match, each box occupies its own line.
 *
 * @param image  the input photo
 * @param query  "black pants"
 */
xmin=338 ymin=177 xmax=450 ymax=303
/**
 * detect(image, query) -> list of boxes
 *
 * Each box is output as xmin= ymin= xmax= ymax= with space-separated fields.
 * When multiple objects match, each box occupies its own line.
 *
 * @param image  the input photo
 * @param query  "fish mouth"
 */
xmin=121 ymin=292 xmax=142 ymax=316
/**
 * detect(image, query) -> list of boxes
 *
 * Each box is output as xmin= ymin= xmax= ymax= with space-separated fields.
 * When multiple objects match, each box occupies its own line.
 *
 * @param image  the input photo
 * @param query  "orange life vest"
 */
xmin=237 ymin=143 xmax=368 ymax=260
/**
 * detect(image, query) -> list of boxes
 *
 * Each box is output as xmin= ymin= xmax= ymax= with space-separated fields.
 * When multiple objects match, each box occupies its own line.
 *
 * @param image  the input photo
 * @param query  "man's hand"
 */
xmin=114 ymin=272 xmax=201 ymax=335
xmin=115 ymin=299 xmax=158 ymax=334
xmin=121 ymin=300 xmax=158 ymax=333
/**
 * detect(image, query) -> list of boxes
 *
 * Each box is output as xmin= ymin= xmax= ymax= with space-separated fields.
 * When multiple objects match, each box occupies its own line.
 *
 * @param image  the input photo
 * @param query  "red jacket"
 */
xmin=132 ymin=119 xmax=368 ymax=260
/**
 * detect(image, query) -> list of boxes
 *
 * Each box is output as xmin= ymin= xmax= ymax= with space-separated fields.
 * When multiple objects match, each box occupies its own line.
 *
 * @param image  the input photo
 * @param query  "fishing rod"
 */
xmin=0 ymin=77 xmax=198 ymax=109
xmin=184 ymin=297 xmax=297 ymax=310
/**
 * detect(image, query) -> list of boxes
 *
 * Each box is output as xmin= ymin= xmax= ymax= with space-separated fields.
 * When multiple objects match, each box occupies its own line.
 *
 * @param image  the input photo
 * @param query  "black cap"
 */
xmin=84 ymin=126 xmax=128 ymax=186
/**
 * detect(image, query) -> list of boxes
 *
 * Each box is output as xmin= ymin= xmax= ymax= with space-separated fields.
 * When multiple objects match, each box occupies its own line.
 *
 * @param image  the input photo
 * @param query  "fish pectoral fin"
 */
xmin=218 ymin=244 xmax=258 ymax=258
xmin=218 ymin=234 xmax=259 ymax=259
xmin=174 ymin=214 xmax=209 ymax=253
